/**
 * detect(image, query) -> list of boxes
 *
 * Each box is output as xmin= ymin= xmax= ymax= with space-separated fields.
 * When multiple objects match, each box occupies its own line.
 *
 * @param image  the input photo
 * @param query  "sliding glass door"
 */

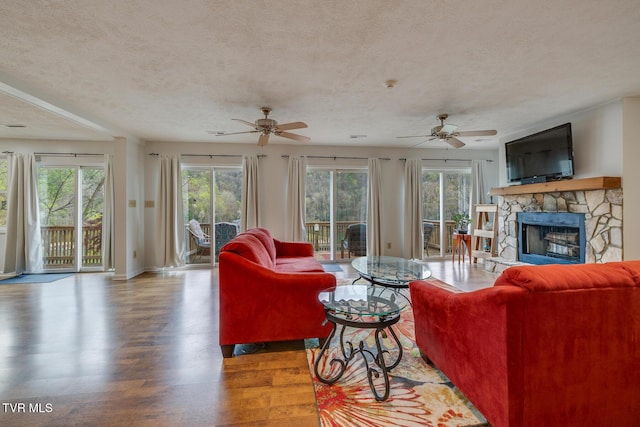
xmin=306 ymin=168 xmax=367 ymax=261
xmin=422 ymin=168 xmax=471 ymax=257
xmin=38 ymin=166 xmax=105 ymax=271
xmin=182 ymin=167 xmax=242 ymax=265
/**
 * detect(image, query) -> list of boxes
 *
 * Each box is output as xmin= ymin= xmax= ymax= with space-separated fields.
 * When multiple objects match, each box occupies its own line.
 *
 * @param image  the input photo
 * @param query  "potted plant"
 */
xmin=452 ymin=213 xmax=472 ymax=234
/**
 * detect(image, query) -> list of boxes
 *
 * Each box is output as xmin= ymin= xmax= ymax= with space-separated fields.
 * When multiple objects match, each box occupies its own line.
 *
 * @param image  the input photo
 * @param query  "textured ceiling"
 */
xmin=1 ymin=0 xmax=640 ymax=149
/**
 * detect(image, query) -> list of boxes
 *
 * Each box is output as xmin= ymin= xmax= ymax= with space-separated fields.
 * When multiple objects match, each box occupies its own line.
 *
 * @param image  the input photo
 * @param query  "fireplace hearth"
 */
xmin=518 ymin=212 xmax=585 ymax=264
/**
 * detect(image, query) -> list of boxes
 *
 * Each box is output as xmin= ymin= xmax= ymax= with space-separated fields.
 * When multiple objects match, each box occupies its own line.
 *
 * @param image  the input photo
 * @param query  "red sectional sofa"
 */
xmin=218 ymin=227 xmax=335 ymax=358
xmin=410 ymin=261 xmax=640 ymax=427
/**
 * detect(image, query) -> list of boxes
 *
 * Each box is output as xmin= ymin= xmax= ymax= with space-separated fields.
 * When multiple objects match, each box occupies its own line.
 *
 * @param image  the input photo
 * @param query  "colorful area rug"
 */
xmin=306 ymin=279 xmax=488 ymax=427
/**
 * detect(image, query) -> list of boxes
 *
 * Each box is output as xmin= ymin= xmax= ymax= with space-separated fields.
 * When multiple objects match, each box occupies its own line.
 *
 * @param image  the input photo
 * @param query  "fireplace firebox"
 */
xmin=517 ymin=212 xmax=586 ymax=265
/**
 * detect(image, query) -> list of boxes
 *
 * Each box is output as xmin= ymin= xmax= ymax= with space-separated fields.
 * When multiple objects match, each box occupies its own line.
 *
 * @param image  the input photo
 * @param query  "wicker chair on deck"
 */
xmin=187 ymin=219 xmax=212 ymax=262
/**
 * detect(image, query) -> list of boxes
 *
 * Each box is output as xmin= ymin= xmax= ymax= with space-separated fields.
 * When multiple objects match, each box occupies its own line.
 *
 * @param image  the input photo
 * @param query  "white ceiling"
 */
xmin=1 ymin=0 xmax=640 ymax=150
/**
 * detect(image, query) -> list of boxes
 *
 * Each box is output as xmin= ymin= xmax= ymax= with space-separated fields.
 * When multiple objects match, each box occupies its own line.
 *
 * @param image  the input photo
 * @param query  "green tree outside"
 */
xmin=182 ymin=168 xmax=242 ymax=224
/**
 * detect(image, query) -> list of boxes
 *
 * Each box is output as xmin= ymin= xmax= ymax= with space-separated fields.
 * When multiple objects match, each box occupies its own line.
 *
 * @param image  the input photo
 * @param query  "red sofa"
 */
xmin=218 ymin=227 xmax=335 ymax=358
xmin=410 ymin=261 xmax=640 ymax=427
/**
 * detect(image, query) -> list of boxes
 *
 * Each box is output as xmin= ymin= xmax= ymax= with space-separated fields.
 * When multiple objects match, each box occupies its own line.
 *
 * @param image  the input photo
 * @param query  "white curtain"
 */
xmin=404 ymin=159 xmax=423 ymax=259
xmin=472 ymin=159 xmax=488 ymax=205
xmin=155 ymin=155 xmax=185 ymax=268
xmin=241 ymin=156 xmax=260 ymax=231
xmin=286 ymin=156 xmax=307 ymax=241
xmin=101 ymin=154 xmax=115 ymax=271
xmin=3 ymin=153 xmax=43 ymax=274
xmin=367 ymin=158 xmax=383 ymax=256
xmin=471 ymin=159 xmax=488 ymax=233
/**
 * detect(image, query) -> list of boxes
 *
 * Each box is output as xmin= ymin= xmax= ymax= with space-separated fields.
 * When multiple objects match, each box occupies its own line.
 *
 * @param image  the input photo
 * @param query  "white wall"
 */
xmin=622 ymin=97 xmax=640 ymax=260
xmin=497 ymin=100 xmax=624 ymax=185
xmin=112 ymin=137 xmax=146 ymax=280
xmin=143 ymin=141 xmax=499 ymax=269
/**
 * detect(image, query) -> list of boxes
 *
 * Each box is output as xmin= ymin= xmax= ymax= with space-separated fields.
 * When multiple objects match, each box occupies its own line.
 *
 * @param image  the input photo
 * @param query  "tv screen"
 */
xmin=505 ymin=123 xmax=574 ymax=183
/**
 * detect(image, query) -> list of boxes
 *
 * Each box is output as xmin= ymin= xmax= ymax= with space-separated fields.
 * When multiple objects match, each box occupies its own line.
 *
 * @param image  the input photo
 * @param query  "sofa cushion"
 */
xmin=495 ymin=262 xmax=637 ymax=292
xmin=275 ymin=256 xmax=325 ymax=273
xmin=244 ymin=228 xmax=277 ymax=262
xmin=220 ymin=234 xmax=274 ymax=268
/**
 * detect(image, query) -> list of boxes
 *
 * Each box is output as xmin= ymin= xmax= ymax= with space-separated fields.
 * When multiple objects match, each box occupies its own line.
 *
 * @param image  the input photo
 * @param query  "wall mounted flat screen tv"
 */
xmin=505 ymin=123 xmax=574 ymax=184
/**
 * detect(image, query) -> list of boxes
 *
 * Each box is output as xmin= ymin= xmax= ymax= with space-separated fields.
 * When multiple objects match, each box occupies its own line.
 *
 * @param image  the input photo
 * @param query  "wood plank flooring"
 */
xmin=0 ymin=260 xmax=497 ymax=426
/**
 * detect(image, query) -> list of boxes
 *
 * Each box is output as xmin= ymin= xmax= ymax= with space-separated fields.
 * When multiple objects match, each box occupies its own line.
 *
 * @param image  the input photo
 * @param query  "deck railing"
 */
xmin=304 ymin=219 xmax=457 ymax=258
xmin=424 ymin=220 xmax=457 ymax=254
xmin=41 ymin=225 xmax=103 ymax=268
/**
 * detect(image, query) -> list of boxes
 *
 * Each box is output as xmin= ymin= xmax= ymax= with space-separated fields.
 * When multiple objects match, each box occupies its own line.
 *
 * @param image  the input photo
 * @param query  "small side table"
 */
xmin=315 ymin=285 xmax=407 ymax=401
xmin=452 ymin=232 xmax=472 ymax=264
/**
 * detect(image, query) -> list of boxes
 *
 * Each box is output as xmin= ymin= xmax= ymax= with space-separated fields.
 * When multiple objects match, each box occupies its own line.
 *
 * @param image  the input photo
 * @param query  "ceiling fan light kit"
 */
xmin=397 ymin=113 xmax=497 ymax=149
xmin=217 ymin=106 xmax=309 ymax=146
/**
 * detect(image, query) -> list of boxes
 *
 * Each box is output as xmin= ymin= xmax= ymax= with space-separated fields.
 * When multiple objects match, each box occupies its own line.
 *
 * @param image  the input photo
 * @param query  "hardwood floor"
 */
xmin=0 ymin=260 xmax=497 ymax=426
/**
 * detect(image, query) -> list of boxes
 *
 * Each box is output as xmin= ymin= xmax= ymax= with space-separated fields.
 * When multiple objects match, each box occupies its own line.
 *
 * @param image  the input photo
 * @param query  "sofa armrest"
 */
xmin=410 ymin=280 xmax=526 ymax=427
xmin=273 ymin=239 xmax=314 ymax=257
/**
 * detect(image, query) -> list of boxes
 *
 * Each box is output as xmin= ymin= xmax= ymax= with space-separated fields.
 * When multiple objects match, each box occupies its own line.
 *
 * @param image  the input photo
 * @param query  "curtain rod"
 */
xmin=399 ymin=158 xmax=493 ymax=162
xmin=281 ymin=155 xmax=390 ymax=160
xmin=34 ymin=152 xmax=105 ymax=157
xmin=148 ymin=153 xmax=266 ymax=158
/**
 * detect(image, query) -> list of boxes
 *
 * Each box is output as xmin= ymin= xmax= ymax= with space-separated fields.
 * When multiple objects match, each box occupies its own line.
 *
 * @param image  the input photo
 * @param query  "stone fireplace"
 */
xmin=487 ymin=177 xmax=622 ymax=269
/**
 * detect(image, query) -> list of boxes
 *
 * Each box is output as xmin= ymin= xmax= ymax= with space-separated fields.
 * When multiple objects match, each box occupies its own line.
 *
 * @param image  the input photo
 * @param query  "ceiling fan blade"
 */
xmin=411 ymin=139 xmax=429 ymax=148
xmin=215 ymin=130 xmax=259 ymax=136
xmin=258 ymin=133 xmax=270 ymax=146
xmin=440 ymin=124 xmax=458 ymax=134
xmin=276 ymin=121 xmax=307 ymax=131
xmin=231 ymin=118 xmax=258 ymax=128
xmin=447 ymin=137 xmax=466 ymax=148
xmin=456 ymin=130 xmax=497 ymax=137
xmin=277 ymin=131 xmax=310 ymax=143
xmin=396 ymin=135 xmax=429 ymax=139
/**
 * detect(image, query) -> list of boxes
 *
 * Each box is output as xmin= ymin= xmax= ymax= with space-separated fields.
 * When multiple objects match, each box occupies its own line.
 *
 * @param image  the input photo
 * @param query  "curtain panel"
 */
xmin=241 ymin=156 xmax=260 ymax=231
xmin=286 ymin=156 xmax=307 ymax=241
xmin=472 ymin=159 xmax=488 ymax=205
xmin=154 ymin=155 xmax=185 ymax=268
xmin=404 ymin=159 xmax=423 ymax=259
xmin=3 ymin=153 xmax=43 ymax=274
xmin=101 ymin=154 xmax=115 ymax=271
xmin=471 ymin=159 xmax=489 ymax=233
xmin=367 ymin=158 xmax=383 ymax=256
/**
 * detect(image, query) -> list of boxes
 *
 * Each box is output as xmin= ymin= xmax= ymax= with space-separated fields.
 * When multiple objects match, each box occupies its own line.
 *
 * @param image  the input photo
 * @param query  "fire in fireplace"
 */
xmin=517 ymin=212 xmax=586 ymax=265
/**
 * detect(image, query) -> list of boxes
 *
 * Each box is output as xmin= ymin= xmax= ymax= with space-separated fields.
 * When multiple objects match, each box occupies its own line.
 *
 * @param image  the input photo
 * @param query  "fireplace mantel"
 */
xmin=489 ymin=176 xmax=621 ymax=196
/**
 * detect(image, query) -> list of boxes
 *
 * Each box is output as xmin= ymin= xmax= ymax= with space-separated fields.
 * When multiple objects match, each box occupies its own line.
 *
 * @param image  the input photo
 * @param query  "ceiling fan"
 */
xmin=397 ymin=114 xmax=497 ymax=148
xmin=216 ymin=106 xmax=310 ymax=146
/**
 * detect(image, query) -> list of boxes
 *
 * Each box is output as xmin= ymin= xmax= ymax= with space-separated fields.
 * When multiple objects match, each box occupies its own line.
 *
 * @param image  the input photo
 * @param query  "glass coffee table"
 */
xmin=314 ymin=285 xmax=408 ymax=401
xmin=351 ymin=256 xmax=431 ymax=288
